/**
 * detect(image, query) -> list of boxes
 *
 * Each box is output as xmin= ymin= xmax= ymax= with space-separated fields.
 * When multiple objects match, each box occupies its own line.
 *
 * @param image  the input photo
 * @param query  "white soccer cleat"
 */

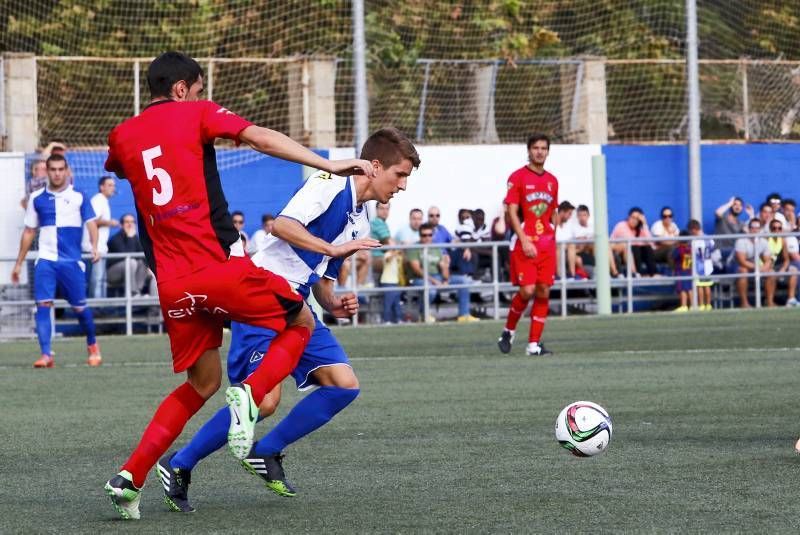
xmin=226 ymin=382 xmax=259 ymax=460
xmin=104 ymin=470 xmax=142 ymax=520
xmin=525 ymin=342 xmax=553 ymax=356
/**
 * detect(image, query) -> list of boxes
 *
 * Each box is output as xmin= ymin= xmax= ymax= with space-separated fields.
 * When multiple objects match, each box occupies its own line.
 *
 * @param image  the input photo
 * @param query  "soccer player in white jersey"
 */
xmin=156 ymin=128 xmax=420 ymax=511
xmin=11 ymin=154 xmax=103 ymax=367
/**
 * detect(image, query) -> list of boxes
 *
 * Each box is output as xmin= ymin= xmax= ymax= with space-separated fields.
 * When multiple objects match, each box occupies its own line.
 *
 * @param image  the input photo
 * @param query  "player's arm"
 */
xmin=12 ymin=227 xmax=37 ymax=284
xmin=271 ymin=216 xmax=380 ymax=258
xmin=239 ymin=126 xmax=375 ymax=178
xmin=507 ymin=203 xmax=537 ymax=258
xmin=85 ymin=220 xmax=100 ymax=263
xmin=312 ymin=277 xmax=358 ymax=319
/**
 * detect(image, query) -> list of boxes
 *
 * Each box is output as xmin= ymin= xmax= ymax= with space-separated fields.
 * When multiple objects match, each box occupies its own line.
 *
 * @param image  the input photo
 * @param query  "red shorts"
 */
xmin=509 ymin=242 xmax=556 ymax=287
xmin=158 ymin=256 xmax=304 ymax=373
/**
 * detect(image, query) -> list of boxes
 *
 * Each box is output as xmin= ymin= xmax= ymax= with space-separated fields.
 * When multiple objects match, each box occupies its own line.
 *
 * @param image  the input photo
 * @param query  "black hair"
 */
xmin=759 ymin=202 xmax=772 ymax=212
xmin=660 ymin=206 xmax=673 ymax=216
xmin=766 ymin=192 xmax=782 ymax=203
xmin=147 ymin=51 xmax=204 ymax=99
xmin=558 ymin=200 xmax=575 ymax=212
xmin=261 ymin=213 xmax=275 ymax=224
xmin=120 ymin=213 xmax=136 ymax=223
xmin=577 ymin=204 xmax=590 ymax=213
xmin=748 ymin=218 xmax=761 ymax=228
xmin=628 ymin=206 xmax=643 ymax=216
xmin=419 ymin=222 xmax=435 ymax=233
xmin=98 ymin=175 xmax=113 ymax=188
xmin=782 ymin=198 xmax=796 ymax=208
xmin=687 ymin=219 xmax=701 ymax=231
xmin=527 ymin=133 xmax=550 ymax=150
xmin=231 ymin=210 xmax=244 ymax=218
xmin=410 ymin=208 xmax=423 ymax=216
xmin=46 ymin=154 xmax=67 ymax=167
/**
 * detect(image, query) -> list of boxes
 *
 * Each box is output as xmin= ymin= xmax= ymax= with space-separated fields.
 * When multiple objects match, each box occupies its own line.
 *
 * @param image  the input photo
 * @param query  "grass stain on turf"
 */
xmin=0 ymin=309 xmax=799 ymax=532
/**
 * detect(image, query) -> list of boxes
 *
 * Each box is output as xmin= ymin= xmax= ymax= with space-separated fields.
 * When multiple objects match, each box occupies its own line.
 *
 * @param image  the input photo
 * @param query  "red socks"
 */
xmin=529 ymin=297 xmax=550 ymax=343
xmin=244 ymin=325 xmax=311 ymax=404
xmin=122 ymin=382 xmax=205 ymax=488
xmin=504 ymin=293 xmax=530 ymax=332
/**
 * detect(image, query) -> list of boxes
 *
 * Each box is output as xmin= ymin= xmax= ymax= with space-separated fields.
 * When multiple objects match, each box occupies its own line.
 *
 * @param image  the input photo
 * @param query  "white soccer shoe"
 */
xmin=104 ymin=470 xmax=142 ymax=520
xmin=226 ymin=382 xmax=259 ymax=460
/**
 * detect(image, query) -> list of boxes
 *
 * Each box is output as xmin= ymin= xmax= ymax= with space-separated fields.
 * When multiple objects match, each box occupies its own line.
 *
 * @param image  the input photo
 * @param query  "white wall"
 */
xmin=0 ymin=152 xmax=26 ymax=282
xmin=330 ymin=144 xmax=601 ymax=235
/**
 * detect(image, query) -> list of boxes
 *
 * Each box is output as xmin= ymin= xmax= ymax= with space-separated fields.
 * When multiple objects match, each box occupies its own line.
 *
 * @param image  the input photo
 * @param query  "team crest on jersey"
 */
xmin=530 ymin=202 xmax=549 ymax=217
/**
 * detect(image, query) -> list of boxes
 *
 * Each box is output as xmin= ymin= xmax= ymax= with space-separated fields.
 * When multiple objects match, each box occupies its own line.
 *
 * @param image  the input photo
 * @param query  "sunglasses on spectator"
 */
xmin=770 ymin=226 xmax=782 ymax=231
xmin=420 ymin=233 xmax=434 ymax=238
xmin=662 ymin=213 xmax=673 ymax=218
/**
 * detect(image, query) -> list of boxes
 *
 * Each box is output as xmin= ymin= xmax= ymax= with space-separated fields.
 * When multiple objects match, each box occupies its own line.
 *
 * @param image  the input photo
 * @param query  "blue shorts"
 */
xmin=227 ymin=314 xmax=350 ymax=391
xmin=34 ymin=259 xmax=87 ymax=307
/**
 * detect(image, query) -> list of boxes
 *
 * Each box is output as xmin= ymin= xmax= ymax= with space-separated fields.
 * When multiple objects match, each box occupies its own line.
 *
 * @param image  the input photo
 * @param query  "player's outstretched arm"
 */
xmin=312 ymin=278 xmax=358 ymax=319
xmin=272 ymin=216 xmax=381 ymax=257
xmin=12 ymin=227 xmax=36 ymax=284
xmin=239 ymin=126 xmax=375 ymax=178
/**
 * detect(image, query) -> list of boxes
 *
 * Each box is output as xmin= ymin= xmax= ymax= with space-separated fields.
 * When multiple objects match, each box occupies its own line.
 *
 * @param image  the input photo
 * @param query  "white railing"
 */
xmin=1 ymin=230 xmax=798 ymax=337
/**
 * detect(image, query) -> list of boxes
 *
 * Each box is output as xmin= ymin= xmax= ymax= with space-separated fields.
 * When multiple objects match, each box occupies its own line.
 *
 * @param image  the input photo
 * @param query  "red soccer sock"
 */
xmin=244 ymin=325 xmax=311 ymax=405
xmin=529 ymin=297 xmax=550 ymax=343
xmin=504 ymin=293 xmax=530 ymax=332
xmin=121 ymin=382 xmax=205 ymax=488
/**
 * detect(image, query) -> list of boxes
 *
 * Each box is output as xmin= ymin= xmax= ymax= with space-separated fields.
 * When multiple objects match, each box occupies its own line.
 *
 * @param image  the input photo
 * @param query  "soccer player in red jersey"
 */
xmin=497 ymin=134 xmax=559 ymax=356
xmin=102 ymin=52 xmax=378 ymax=520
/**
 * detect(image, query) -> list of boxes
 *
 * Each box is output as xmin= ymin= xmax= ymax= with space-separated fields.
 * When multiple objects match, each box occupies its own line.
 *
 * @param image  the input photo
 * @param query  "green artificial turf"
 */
xmin=1 ymin=309 xmax=799 ymax=533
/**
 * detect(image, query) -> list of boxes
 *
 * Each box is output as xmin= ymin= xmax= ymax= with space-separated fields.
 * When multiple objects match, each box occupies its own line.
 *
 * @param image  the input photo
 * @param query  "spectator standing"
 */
xmin=672 ymin=231 xmax=693 ymax=312
xmin=21 ymin=159 xmax=48 ymax=209
xmin=650 ymin=206 xmax=680 ymax=264
xmin=765 ymin=219 xmax=797 ymax=307
xmin=450 ymin=210 xmax=479 ymax=322
xmin=370 ymin=202 xmax=392 ymax=274
xmin=247 ymin=213 xmax=275 ymax=255
xmin=231 ymin=211 xmax=248 ymax=245
xmin=689 ymin=219 xmax=716 ymax=311
xmin=11 ymin=154 xmax=102 ymax=367
xmin=471 ymin=208 xmax=493 ymax=274
xmin=395 ymin=208 xmax=423 ymax=244
xmin=732 ymin=218 xmax=771 ymax=308
xmin=371 ymin=202 xmax=404 ymax=322
xmin=406 ymin=223 xmax=448 ymax=322
xmin=82 ymin=176 xmax=119 ymax=298
xmin=107 ymin=214 xmax=156 ymax=296
xmin=610 ymin=207 xmax=658 ymax=277
xmin=714 ymin=197 xmax=752 ymax=257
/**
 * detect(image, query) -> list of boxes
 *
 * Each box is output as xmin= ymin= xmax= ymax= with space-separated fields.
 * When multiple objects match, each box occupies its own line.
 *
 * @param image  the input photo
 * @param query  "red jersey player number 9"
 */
xmin=142 ymin=145 xmax=174 ymax=206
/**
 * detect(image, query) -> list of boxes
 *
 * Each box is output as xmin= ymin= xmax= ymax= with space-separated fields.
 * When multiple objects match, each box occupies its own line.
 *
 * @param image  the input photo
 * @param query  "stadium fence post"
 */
xmin=591 ymin=154 xmax=611 ymax=315
xmin=559 ymin=241 xmax=567 ymax=317
xmin=422 ymin=244 xmax=430 ymax=322
xmin=754 ymin=251 xmax=761 ymax=308
xmin=133 ymin=60 xmax=140 ymax=115
xmin=352 ymin=0 xmax=368 ymax=152
xmin=124 ymin=254 xmax=132 ymax=336
xmin=625 ymin=240 xmax=633 ymax=314
xmin=686 ymin=0 xmax=703 ymax=221
xmin=691 ymin=236 xmax=699 ymax=309
xmin=491 ymin=243 xmax=500 ymax=320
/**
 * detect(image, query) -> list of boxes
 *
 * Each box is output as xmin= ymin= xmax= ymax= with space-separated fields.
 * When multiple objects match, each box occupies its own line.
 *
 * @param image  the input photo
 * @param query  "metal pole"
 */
xmin=754 ymin=248 xmax=761 ymax=308
xmin=422 ymin=245 xmax=430 ymax=322
xmin=491 ymin=243 xmax=500 ymax=320
xmin=690 ymin=237 xmax=699 ymax=309
xmin=416 ymin=62 xmax=431 ymax=142
xmin=0 ymin=56 xmax=6 ymax=142
xmin=559 ymin=241 xmax=567 ymax=317
xmin=352 ymin=0 xmax=369 ymax=153
xmin=741 ymin=59 xmax=750 ymax=140
xmin=124 ymin=256 xmax=132 ymax=336
xmin=626 ymin=240 xmax=633 ymax=314
xmin=134 ymin=60 xmax=140 ymax=116
xmin=207 ymin=60 xmax=214 ymax=102
xmin=686 ymin=0 xmax=703 ymax=221
xmin=592 ymin=155 xmax=611 ymax=315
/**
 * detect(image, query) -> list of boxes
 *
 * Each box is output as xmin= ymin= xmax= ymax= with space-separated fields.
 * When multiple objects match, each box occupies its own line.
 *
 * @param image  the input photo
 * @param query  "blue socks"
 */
xmin=75 ymin=307 xmax=96 ymax=346
xmin=35 ymin=306 xmax=52 ymax=356
xmin=171 ymin=386 xmax=359 ymax=470
xmin=254 ymin=386 xmax=359 ymax=457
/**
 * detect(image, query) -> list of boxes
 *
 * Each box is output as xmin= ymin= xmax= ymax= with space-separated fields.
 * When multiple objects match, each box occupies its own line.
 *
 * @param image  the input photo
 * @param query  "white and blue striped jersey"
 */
xmin=24 ymin=186 xmax=97 ymax=262
xmin=251 ymin=171 xmax=371 ymax=296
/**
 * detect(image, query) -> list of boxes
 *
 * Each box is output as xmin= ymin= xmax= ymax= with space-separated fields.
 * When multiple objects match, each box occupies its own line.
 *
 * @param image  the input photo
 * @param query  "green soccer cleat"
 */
xmin=104 ymin=470 xmax=142 ymax=520
xmin=241 ymin=451 xmax=297 ymax=497
xmin=226 ymin=382 xmax=258 ymax=460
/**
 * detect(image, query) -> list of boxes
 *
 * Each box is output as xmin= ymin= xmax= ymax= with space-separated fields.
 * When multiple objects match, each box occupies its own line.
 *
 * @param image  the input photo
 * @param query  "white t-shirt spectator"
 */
xmin=572 ymin=220 xmax=593 ymax=240
xmin=248 ymin=229 xmax=269 ymax=256
xmin=786 ymin=235 xmax=799 ymax=255
xmin=82 ymin=192 xmax=110 ymax=254
xmin=734 ymin=236 xmax=769 ymax=262
xmin=650 ymin=219 xmax=680 ymax=238
xmin=556 ymin=220 xmax=576 ymax=243
xmin=394 ymin=225 xmax=419 ymax=245
xmin=454 ymin=219 xmax=476 ymax=242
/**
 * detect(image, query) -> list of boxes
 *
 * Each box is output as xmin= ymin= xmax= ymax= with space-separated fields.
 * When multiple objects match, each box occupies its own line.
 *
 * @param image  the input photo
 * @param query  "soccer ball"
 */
xmin=554 ymin=401 xmax=612 ymax=457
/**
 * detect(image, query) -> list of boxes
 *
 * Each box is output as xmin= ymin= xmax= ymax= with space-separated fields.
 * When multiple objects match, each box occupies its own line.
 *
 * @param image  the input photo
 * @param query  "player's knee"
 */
xmin=520 ymin=286 xmax=535 ymax=300
xmin=259 ymin=396 xmax=280 ymax=418
xmin=335 ymin=374 xmax=360 ymax=390
xmin=190 ymin=375 xmax=221 ymax=400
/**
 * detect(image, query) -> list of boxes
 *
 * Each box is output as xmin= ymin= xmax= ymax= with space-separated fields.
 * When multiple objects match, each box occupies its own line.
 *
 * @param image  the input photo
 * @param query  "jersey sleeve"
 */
xmin=81 ymin=193 xmax=98 ymax=223
xmin=280 ymin=172 xmax=346 ymax=226
xmin=104 ymin=128 xmax=125 ymax=178
xmin=200 ymin=101 xmax=254 ymax=144
xmin=323 ymin=258 xmax=344 ymax=280
xmin=503 ymin=172 xmax=521 ymax=205
xmin=23 ymin=193 xmax=39 ymax=228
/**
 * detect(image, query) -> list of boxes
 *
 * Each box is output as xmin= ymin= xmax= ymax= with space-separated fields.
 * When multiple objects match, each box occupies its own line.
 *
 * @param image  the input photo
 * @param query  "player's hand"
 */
xmin=330 ymin=238 xmax=381 ymax=258
xmin=332 ymin=292 xmax=359 ymax=318
xmin=91 ymin=249 xmax=100 ymax=263
xmin=521 ymin=237 xmax=538 ymax=258
xmin=11 ymin=264 xmax=21 ymax=284
xmin=328 ymin=159 xmax=376 ymax=179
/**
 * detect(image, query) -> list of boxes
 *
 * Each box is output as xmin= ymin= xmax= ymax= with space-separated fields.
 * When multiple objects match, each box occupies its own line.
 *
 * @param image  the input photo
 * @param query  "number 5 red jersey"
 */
xmin=105 ymin=100 xmax=253 ymax=283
